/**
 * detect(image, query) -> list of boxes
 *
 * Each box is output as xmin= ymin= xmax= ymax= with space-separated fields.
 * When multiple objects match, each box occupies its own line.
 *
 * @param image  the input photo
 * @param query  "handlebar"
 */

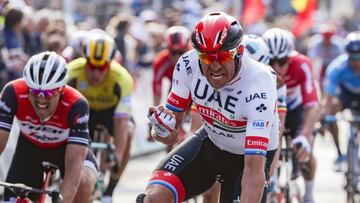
xmin=0 ymin=181 xmax=63 ymax=203
xmin=90 ymin=142 xmax=120 ymax=173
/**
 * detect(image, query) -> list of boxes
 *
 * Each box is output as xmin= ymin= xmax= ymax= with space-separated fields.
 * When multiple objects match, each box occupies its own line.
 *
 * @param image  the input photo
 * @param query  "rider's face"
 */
xmin=200 ymin=59 xmax=237 ymax=89
xmin=28 ymin=88 xmax=62 ymax=120
xmin=86 ymin=63 xmax=110 ymax=86
xmin=269 ymin=58 xmax=289 ymax=78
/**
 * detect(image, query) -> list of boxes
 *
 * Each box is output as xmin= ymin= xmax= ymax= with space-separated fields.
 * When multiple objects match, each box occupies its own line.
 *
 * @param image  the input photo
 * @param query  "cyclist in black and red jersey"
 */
xmin=0 ymin=51 xmax=97 ymax=203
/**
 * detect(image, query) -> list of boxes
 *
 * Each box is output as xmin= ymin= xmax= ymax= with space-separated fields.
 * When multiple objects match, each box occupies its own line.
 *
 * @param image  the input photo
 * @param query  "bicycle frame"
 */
xmin=0 ymin=181 xmax=59 ymax=203
xmin=277 ymin=135 xmax=302 ymax=203
xmin=91 ymin=142 xmax=117 ymax=200
xmin=345 ymin=115 xmax=360 ymax=203
xmin=0 ymin=161 xmax=60 ymax=203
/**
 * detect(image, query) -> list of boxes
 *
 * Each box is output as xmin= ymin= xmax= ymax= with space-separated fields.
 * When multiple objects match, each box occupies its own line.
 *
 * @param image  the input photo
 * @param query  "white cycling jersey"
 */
xmin=166 ymin=50 xmax=278 ymax=156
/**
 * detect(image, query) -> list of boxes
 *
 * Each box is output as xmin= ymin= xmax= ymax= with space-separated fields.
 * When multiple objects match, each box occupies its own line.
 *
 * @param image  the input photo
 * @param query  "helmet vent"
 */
xmin=29 ymin=63 xmax=35 ymax=83
xmin=210 ymin=12 xmax=221 ymax=16
xmin=199 ymin=32 xmax=205 ymax=46
xmin=45 ymin=59 xmax=59 ymax=84
xmin=245 ymin=44 xmax=256 ymax=54
xmin=216 ymin=31 xmax=222 ymax=46
xmin=56 ymin=70 xmax=67 ymax=83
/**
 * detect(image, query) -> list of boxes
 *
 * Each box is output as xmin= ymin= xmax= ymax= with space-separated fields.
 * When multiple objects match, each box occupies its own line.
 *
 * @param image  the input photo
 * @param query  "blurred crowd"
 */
xmin=0 ymin=0 xmax=358 ymax=91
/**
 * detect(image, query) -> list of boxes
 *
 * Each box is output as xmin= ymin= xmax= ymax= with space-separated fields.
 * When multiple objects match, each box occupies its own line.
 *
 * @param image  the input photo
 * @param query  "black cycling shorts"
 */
xmin=89 ymin=108 xmax=135 ymax=141
xmin=4 ymin=135 xmax=97 ymax=201
xmin=147 ymin=127 xmax=276 ymax=203
xmin=284 ymin=105 xmax=304 ymax=138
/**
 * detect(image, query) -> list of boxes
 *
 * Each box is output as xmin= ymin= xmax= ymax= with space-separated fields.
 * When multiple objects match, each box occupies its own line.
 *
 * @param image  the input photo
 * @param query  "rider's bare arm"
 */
xmin=60 ymin=144 xmax=87 ymax=202
xmin=113 ymin=116 xmax=129 ymax=173
xmin=0 ymin=129 xmax=9 ymax=155
xmin=300 ymin=104 xmax=320 ymax=143
xmin=0 ymin=84 xmax=17 ymax=155
xmin=241 ymin=155 xmax=266 ymax=203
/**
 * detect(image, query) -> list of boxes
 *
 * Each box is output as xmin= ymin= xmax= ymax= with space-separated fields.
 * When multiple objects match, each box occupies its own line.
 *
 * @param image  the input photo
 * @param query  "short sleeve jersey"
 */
xmin=285 ymin=52 xmax=318 ymax=110
xmin=166 ymin=50 xmax=278 ymax=156
xmin=0 ymin=79 xmax=90 ymax=148
xmin=67 ymin=58 xmax=133 ymax=118
xmin=324 ymin=54 xmax=360 ymax=96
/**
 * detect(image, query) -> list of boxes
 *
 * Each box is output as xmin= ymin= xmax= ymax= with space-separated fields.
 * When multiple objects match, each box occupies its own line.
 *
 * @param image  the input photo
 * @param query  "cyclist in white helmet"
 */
xmin=263 ymin=28 xmax=319 ymax=203
xmin=243 ymin=34 xmax=286 ymax=202
xmin=0 ymin=51 xmax=98 ymax=203
xmin=62 ymin=30 xmax=89 ymax=62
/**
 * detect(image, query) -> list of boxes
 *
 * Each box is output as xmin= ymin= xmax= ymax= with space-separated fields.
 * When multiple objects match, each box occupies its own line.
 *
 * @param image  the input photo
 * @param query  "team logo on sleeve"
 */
xmin=245 ymin=136 xmax=269 ymax=156
xmin=74 ymin=114 xmax=89 ymax=124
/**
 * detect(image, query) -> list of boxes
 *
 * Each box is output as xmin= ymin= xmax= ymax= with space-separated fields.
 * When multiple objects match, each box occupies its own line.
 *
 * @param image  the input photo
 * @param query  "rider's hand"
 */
xmin=292 ymin=135 xmax=312 ymax=163
xmin=148 ymin=106 xmax=177 ymax=145
xmin=147 ymin=122 xmax=155 ymax=142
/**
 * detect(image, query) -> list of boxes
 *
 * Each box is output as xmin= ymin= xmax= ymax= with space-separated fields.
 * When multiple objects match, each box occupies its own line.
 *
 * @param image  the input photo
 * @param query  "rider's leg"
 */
xmin=73 ymin=166 xmax=97 ymax=203
xmin=117 ymin=127 xmax=134 ymax=178
xmin=202 ymin=182 xmax=220 ymax=203
xmin=138 ymin=130 xmax=217 ymax=203
xmin=104 ymin=132 xmax=123 ymax=197
xmin=327 ymin=99 xmax=343 ymax=157
xmin=301 ymin=154 xmax=317 ymax=203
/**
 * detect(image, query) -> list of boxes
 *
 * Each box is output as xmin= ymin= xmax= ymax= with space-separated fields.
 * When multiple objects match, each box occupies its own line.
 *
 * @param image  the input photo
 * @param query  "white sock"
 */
xmin=304 ymin=180 xmax=314 ymax=202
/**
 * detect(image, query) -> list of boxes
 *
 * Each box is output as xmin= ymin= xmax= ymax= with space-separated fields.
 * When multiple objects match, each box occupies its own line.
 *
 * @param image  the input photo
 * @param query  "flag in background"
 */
xmin=241 ymin=0 xmax=266 ymax=26
xmin=291 ymin=0 xmax=318 ymax=37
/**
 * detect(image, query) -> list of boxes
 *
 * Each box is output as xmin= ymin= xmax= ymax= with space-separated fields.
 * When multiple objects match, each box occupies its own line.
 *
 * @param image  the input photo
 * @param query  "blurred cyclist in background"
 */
xmin=152 ymin=25 xmax=191 ymax=106
xmin=307 ymin=23 xmax=343 ymax=90
xmin=148 ymin=25 xmax=191 ymax=151
xmin=307 ymin=24 xmax=345 ymax=168
xmin=322 ymin=31 xmax=360 ymax=170
xmin=263 ymin=28 xmax=319 ymax=203
xmin=62 ymin=30 xmax=89 ymax=62
xmin=242 ymin=34 xmax=286 ymax=202
xmin=67 ymin=31 xmax=134 ymax=203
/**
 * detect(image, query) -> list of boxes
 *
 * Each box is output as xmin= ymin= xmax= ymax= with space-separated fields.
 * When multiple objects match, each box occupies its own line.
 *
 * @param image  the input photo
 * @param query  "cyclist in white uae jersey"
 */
xmin=137 ymin=12 xmax=278 ymax=203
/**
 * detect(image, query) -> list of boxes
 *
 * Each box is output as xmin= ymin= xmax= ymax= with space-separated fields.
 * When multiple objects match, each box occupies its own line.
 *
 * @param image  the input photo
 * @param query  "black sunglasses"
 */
xmin=269 ymin=57 xmax=289 ymax=66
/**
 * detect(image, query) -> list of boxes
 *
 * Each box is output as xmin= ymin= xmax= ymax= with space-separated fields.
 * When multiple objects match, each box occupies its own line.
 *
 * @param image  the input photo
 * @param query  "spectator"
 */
xmin=4 ymin=7 xmax=27 ymax=80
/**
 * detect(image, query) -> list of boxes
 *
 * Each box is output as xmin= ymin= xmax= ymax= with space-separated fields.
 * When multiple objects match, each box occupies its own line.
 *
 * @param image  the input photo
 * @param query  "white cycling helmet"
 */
xmin=23 ymin=51 xmax=68 ymax=90
xmin=242 ymin=34 xmax=270 ymax=64
xmin=69 ymin=30 xmax=88 ymax=53
xmin=262 ymin=28 xmax=295 ymax=59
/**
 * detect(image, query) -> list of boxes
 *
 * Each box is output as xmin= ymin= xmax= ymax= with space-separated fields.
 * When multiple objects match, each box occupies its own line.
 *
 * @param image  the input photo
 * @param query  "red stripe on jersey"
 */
xmin=166 ymin=92 xmax=191 ymax=111
xmin=245 ymin=136 xmax=269 ymax=151
xmin=195 ymin=103 xmax=247 ymax=127
xmin=149 ymin=170 xmax=186 ymax=202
